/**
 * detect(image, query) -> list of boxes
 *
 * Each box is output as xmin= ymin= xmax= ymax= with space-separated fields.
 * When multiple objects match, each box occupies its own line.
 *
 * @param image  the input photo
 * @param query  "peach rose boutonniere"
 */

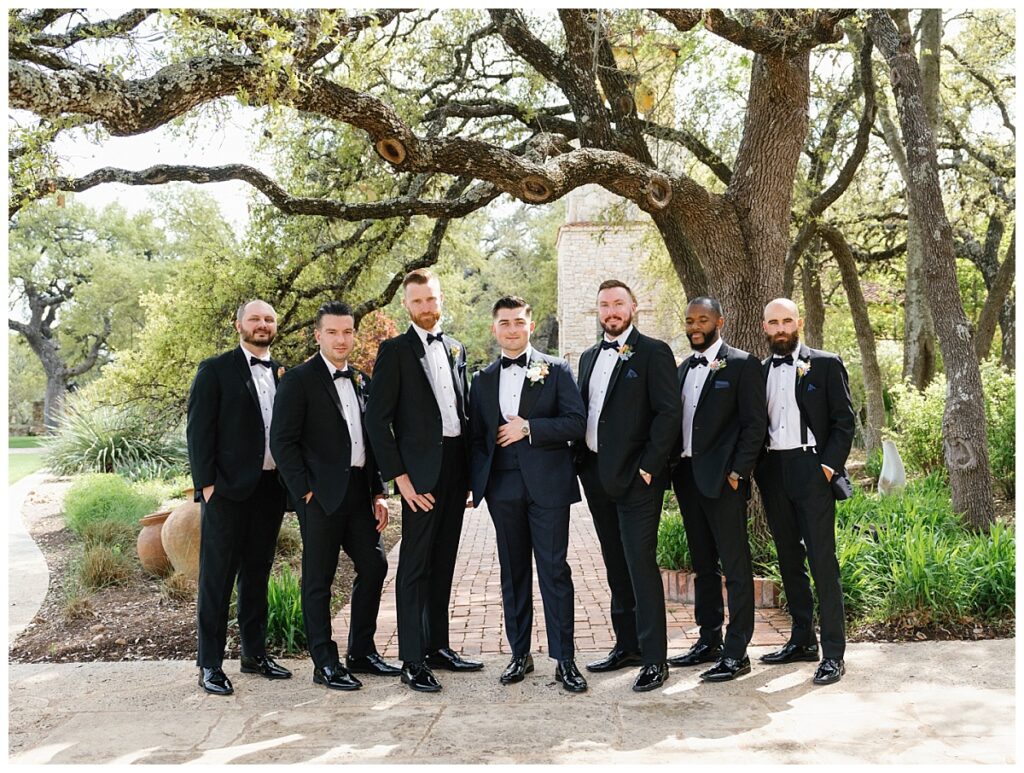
xmin=526 ymin=360 xmax=549 ymax=385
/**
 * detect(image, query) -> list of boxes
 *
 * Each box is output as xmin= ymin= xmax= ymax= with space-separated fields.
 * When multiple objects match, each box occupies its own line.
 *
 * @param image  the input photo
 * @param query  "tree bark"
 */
xmin=800 ymin=251 xmax=826 ymax=348
xmin=819 ymin=223 xmax=885 ymax=453
xmin=975 ymin=227 xmax=1015 ymax=361
xmin=868 ymin=10 xmax=994 ymax=530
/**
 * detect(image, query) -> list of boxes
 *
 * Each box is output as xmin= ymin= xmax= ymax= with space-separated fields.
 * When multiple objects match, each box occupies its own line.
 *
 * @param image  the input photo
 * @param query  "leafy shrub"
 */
xmin=78 ymin=544 xmax=133 ymax=590
xmin=979 ymin=359 xmax=1015 ymax=498
xmin=45 ymin=397 xmax=188 ymax=481
xmin=63 ymin=474 xmax=161 ymax=535
xmin=864 ymin=447 xmax=883 ymax=482
xmin=657 ymin=497 xmax=691 ymax=570
xmin=79 ymin=518 xmax=138 ymax=552
xmin=265 ymin=565 xmax=306 ymax=654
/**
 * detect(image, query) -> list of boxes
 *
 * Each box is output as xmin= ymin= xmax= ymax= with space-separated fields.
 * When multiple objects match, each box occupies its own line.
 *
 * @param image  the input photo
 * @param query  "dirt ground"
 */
xmin=9 ymin=478 xmax=402 ymax=663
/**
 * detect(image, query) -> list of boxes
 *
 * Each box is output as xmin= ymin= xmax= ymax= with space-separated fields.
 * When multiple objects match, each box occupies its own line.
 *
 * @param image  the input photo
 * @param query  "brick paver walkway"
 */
xmin=333 ymin=500 xmax=790 ymax=660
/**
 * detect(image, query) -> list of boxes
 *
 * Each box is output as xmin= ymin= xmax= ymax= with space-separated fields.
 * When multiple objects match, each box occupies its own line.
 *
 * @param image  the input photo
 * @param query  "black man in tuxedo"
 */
xmin=270 ymin=301 xmax=400 ymax=692
xmin=756 ymin=297 xmax=855 ymax=686
xmin=186 ymin=299 xmax=291 ymax=695
xmin=576 ymin=279 xmax=681 ymax=692
xmin=667 ymin=297 xmax=766 ymax=682
xmin=364 ymin=268 xmax=483 ymax=692
xmin=469 ymin=296 xmax=588 ymax=693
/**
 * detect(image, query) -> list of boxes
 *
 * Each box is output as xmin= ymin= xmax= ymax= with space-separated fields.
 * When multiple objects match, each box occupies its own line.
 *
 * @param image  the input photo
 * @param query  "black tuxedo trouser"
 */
xmin=396 ymin=436 xmax=468 ymax=663
xmin=672 ymin=458 xmax=754 ymax=659
xmin=756 ymin=449 xmax=846 ymax=659
xmin=196 ymin=470 xmax=285 ymax=667
xmin=486 ymin=468 xmax=575 ymax=661
xmin=579 ymin=453 xmax=667 ymax=664
xmin=297 ymin=467 xmax=388 ymax=669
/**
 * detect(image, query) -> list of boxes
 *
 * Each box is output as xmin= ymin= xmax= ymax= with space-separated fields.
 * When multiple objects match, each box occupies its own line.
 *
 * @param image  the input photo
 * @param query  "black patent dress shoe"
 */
xmin=313 ymin=663 xmax=362 ymax=691
xmin=199 ymin=667 xmax=234 ymax=696
xmin=426 ymin=647 xmax=484 ymax=672
xmin=401 ymin=661 xmax=442 ymax=692
xmin=812 ymin=657 xmax=845 ymax=685
xmin=700 ymin=655 xmax=751 ymax=682
xmin=585 ymin=648 xmax=644 ymax=673
xmin=240 ymin=654 xmax=292 ymax=679
xmin=346 ymin=653 xmax=402 ymax=676
xmin=667 ymin=640 xmax=722 ymax=668
xmin=632 ymin=662 xmax=669 ymax=692
xmin=500 ymin=655 xmax=534 ymax=685
xmin=759 ymin=642 xmax=820 ymax=664
xmin=554 ymin=659 xmax=588 ymax=693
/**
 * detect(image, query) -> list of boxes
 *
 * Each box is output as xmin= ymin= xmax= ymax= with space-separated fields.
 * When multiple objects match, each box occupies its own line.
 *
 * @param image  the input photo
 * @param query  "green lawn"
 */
xmin=9 ymin=436 xmax=45 ymax=449
xmin=9 ymin=452 xmax=46 ymax=484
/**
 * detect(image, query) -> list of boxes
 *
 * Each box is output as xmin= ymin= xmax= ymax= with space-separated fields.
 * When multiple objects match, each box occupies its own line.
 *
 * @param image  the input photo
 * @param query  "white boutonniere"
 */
xmin=353 ymin=371 xmax=366 ymax=391
xmin=449 ymin=343 xmax=461 ymax=360
xmin=709 ymin=358 xmax=727 ymax=372
xmin=526 ymin=360 xmax=549 ymax=384
xmin=617 ymin=344 xmax=635 ymax=362
xmin=796 ymin=360 xmax=811 ymax=379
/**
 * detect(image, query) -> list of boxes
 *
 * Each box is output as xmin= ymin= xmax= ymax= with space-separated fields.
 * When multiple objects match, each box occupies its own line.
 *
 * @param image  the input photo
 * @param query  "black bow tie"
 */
xmin=426 ymin=332 xmax=444 ymax=344
xmin=249 ymin=356 xmax=272 ymax=368
xmin=689 ymin=355 xmax=708 ymax=369
xmin=333 ymin=369 xmax=354 ymax=381
xmin=772 ymin=354 xmax=794 ymax=367
xmin=501 ymin=353 xmax=527 ymax=369
xmin=600 ymin=340 xmax=620 ymax=351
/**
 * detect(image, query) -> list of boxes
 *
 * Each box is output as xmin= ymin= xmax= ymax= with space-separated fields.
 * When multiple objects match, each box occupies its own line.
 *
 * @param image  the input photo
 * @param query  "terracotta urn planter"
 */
xmin=162 ymin=496 xmax=202 ymax=581
xmin=660 ymin=568 xmax=781 ymax=608
xmin=137 ymin=510 xmax=173 ymax=577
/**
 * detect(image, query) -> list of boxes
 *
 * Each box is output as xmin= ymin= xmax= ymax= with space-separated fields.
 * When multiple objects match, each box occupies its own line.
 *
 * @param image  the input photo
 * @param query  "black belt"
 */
xmin=767 ymin=447 xmax=816 ymax=455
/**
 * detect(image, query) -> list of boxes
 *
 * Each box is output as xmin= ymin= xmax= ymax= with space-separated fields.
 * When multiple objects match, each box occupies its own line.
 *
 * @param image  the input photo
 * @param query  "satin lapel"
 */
xmin=482 ymin=359 xmax=502 ymax=429
xmin=578 ymin=346 xmax=598 ymax=401
xmin=762 ymin=357 xmax=772 ymax=382
xmin=677 ymin=358 xmax=690 ymax=394
xmin=695 ymin=344 xmax=727 ymax=412
xmin=233 ymin=348 xmax=262 ymax=413
xmin=601 ymin=327 xmax=640 ymax=408
xmin=795 ymin=343 xmax=812 ymax=405
xmin=405 ymin=326 xmax=433 ymax=386
xmin=441 ymin=335 xmax=466 ymax=407
xmin=313 ymin=356 xmax=347 ymax=421
xmin=517 ymin=353 xmax=546 ymax=418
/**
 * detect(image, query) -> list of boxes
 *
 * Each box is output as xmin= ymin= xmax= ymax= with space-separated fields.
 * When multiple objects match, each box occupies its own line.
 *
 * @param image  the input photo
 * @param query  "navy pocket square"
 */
xmin=807 ymin=383 xmax=817 ymax=392
xmin=625 ymin=369 xmax=639 ymax=379
xmin=713 ymin=380 xmax=730 ymax=389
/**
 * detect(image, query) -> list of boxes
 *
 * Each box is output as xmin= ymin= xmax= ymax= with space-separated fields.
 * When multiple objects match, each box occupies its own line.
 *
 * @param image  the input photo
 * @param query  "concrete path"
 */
xmin=7 ymin=472 xmax=51 ymax=644
xmin=8 ymin=641 xmax=1015 ymax=764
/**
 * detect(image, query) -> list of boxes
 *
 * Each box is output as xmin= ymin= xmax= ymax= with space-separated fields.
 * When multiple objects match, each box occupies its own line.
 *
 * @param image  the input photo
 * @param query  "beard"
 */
xmin=686 ymin=327 xmax=719 ymax=352
xmin=241 ymin=328 xmax=276 ymax=347
xmin=412 ymin=309 xmax=441 ymax=330
xmin=767 ymin=329 xmax=799 ymax=356
xmin=600 ymin=309 xmax=633 ymax=337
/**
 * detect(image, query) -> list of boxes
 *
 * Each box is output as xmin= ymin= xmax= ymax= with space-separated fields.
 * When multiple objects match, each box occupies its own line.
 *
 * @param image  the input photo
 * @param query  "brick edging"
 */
xmin=661 ymin=568 xmax=781 ymax=608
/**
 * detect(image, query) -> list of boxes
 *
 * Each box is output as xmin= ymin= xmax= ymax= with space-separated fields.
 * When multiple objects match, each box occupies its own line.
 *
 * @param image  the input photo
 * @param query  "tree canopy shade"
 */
xmin=8 ymin=9 xmax=1012 ymax=528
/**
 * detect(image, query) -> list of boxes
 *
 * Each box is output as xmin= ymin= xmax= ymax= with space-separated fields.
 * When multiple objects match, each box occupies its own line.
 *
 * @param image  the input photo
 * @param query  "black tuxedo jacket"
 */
xmin=364 ymin=326 xmax=470 ymax=492
xmin=576 ymin=327 xmax=682 ymax=499
xmin=760 ymin=343 xmax=855 ymax=477
xmin=269 ymin=355 xmax=385 ymax=515
xmin=469 ymin=350 xmax=585 ymax=509
xmin=673 ymin=342 xmax=767 ymax=499
xmin=187 ymin=346 xmax=281 ymax=503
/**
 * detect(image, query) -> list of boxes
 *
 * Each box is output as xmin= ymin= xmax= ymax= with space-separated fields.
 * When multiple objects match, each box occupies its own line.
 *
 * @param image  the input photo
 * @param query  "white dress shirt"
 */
xmin=412 ymin=323 xmax=462 ymax=437
xmin=680 ymin=337 xmax=724 ymax=458
xmin=242 ymin=345 xmax=276 ymax=470
xmin=585 ymin=324 xmax=634 ymax=453
xmin=320 ymin=353 xmax=366 ymax=468
xmin=498 ymin=345 xmax=532 ymax=421
xmin=766 ymin=354 xmax=818 ymax=451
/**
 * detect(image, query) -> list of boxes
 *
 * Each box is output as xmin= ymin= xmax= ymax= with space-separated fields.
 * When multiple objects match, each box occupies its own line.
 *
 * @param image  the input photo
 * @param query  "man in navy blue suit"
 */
xmin=469 ymin=296 xmax=588 ymax=692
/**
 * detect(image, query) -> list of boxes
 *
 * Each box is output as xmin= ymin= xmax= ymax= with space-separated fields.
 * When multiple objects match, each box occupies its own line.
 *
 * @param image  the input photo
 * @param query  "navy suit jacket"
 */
xmin=469 ymin=350 xmax=585 ymax=509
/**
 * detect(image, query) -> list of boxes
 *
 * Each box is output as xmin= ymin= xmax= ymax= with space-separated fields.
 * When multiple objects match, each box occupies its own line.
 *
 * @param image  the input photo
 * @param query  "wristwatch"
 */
xmin=521 ymin=421 xmax=531 ymax=436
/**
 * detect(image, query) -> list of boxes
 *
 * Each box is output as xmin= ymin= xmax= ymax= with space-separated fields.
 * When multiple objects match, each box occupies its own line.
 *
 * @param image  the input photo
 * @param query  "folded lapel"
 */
xmin=578 ymin=345 xmax=598 ymax=401
xmin=601 ymin=327 xmax=639 ymax=410
xmin=313 ymin=356 xmax=347 ymax=422
xmin=441 ymin=335 xmax=466 ymax=409
xmin=405 ymin=326 xmax=433 ymax=386
xmin=234 ymin=347 xmax=262 ymax=414
xmin=517 ymin=352 xmax=546 ymax=418
xmin=695 ymin=344 xmax=728 ymax=412
xmin=481 ymin=359 xmax=502 ymax=428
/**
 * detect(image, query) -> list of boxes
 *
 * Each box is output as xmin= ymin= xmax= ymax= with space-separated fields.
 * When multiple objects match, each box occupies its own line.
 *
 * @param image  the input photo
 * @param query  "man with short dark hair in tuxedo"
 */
xmin=469 ymin=296 xmax=588 ymax=693
xmin=364 ymin=269 xmax=482 ymax=692
xmin=187 ymin=299 xmax=291 ymax=695
xmin=576 ymin=279 xmax=681 ymax=692
xmin=756 ymin=297 xmax=854 ymax=685
xmin=270 ymin=301 xmax=400 ymax=691
xmin=667 ymin=297 xmax=766 ymax=682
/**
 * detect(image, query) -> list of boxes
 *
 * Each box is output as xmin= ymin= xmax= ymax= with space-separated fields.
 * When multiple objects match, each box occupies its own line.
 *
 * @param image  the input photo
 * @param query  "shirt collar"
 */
xmin=693 ymin=337 xmax=724 ymax=363
xmin=240 ymin=344 xmax=271 ymax=363
xmin=500 ymin=344 xmax=533 ymax=363
xmin=412 ymin=322 xmax=442 ymax=345
xmin=603 ymin=324 xmax=634 ymax=348
xmin=319 ymin=351 xmax=348 ymax=376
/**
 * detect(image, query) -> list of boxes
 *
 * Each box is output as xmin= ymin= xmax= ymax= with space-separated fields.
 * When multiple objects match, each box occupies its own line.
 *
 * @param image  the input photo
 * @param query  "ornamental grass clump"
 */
xmin=264 ymin=565 xmax=306 ymax=654
xmin=62 ymin=473 xmax=160 ymax=535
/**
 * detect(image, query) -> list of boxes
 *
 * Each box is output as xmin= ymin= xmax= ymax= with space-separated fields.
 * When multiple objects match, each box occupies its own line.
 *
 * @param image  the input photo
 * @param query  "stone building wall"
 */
xmin=556 ymin=184 xmax=686 ymax=371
